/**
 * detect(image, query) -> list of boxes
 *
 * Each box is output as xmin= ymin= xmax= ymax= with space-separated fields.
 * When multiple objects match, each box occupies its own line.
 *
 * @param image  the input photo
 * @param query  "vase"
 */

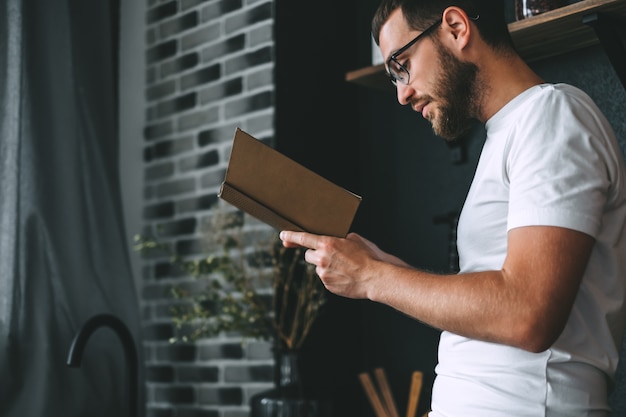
xmin=250 ymin=350 xmax=332 ymax=417
xmin=514 ymin=0 xmax=566 ymax=20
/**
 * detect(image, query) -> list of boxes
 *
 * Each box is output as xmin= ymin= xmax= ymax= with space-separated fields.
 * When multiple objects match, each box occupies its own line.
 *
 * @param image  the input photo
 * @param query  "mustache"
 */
xmin=409 ymin=95 xmax=434 ymax=112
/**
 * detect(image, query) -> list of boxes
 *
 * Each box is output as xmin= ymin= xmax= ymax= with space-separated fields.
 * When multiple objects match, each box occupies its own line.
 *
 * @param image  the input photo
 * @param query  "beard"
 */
xmin=426 ymin=41 xmax=480 ymax=141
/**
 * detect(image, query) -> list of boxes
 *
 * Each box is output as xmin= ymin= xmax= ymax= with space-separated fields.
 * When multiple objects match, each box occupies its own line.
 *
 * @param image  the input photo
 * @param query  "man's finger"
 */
xmin=280 ymin=230 xmax=316 ymax=249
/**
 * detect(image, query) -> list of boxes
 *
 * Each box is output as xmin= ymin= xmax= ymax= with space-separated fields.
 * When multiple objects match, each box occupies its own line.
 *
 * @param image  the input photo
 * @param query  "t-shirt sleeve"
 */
xmin=505 ymin=88 xmax=612 ymax=238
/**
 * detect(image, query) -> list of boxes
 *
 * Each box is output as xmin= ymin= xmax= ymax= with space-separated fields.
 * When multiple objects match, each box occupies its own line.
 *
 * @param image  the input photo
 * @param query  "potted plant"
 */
xmin=134 ymin=210 xmax=331 ymax=415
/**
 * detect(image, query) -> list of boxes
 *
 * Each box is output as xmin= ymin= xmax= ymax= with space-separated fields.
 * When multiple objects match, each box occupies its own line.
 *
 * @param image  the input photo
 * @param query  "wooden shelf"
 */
xmin=345 ymin=63 xmax=388 ymax=90
xmin=346 ymin=0 xmax=626 ymax=90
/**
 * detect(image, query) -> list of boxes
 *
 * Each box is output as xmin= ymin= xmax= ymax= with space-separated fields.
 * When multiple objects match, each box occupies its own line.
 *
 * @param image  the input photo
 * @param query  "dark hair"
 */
xmin=371 ymin=0 xmax=515 ymax=52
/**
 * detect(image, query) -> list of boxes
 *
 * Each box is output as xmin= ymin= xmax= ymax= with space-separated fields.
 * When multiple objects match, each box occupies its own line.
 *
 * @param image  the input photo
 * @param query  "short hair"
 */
xmin=371 ymin=0 xmax=515 ymax=53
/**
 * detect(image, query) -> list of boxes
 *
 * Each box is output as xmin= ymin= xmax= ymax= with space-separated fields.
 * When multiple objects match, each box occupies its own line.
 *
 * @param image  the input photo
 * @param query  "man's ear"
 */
xmin=440 ymin=7 xmax=471 ymax=50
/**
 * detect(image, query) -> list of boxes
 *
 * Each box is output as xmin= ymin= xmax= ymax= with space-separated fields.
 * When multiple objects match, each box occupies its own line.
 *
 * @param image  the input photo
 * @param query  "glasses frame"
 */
xmin=386 ymin=18 xmax=443 ymax=86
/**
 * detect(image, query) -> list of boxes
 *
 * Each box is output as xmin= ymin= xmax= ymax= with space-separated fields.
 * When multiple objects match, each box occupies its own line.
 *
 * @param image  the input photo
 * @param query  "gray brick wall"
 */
xmin=141 ymin=0 xmax=276 ymax=416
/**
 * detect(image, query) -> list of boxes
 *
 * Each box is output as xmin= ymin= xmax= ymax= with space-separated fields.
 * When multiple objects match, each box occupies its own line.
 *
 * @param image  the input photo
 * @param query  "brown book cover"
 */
xmin=218 ymin=128 xmax=362 ymax=237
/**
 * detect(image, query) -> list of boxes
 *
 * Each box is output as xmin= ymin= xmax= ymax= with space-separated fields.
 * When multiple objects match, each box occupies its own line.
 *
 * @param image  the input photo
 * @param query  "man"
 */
xmin=280 ymin=0 xmax=626 ymax=416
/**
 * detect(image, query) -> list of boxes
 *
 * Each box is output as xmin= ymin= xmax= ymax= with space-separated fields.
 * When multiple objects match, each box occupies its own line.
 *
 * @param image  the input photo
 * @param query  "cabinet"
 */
xmin=346 ymin=0 xmax=626 ymax=91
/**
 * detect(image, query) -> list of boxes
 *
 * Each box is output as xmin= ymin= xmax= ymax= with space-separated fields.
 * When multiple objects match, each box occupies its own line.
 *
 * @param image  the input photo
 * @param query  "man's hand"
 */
xmin=279 ymin=231 xmax=389 ymax=299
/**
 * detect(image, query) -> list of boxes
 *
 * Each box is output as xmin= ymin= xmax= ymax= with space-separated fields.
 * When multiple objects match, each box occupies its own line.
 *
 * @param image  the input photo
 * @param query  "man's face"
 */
xmin=379 ymin=9 xmax=480 ymax=141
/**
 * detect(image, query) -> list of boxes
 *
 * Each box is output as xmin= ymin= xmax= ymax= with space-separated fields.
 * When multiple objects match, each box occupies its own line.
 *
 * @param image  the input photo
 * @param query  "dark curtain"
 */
xmin=0 ymin=0 xmax=144 ymax=416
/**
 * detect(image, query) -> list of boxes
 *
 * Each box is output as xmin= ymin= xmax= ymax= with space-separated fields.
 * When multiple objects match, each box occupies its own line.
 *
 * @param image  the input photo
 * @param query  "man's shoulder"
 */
xmin=534 ymin=83 xmax=593 ymax=104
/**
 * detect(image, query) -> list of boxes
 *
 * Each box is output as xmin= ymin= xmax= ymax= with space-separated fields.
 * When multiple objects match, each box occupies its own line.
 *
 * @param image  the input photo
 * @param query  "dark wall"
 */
xmin=275 ymin=0 xmax=626 ymax=415
xmin=274 ymin=0 xmax=469 ymax=413
xmin=273 ymin=1 xmax=369 ymax=415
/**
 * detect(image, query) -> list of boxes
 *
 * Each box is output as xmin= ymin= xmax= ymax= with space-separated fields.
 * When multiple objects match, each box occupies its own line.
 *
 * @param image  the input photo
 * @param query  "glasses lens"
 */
xmin=388 ymin=58 xmax=408 ymax=85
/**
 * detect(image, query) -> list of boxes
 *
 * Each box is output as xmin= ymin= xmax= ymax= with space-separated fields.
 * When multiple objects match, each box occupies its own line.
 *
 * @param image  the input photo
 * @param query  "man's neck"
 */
xmin=477 ymin=53 xmax=545 ymax=123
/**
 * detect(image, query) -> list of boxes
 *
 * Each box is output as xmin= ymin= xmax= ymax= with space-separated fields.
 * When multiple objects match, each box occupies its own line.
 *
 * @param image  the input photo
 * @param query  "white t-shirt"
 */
xmin=430 ymin=84 xmax=626 ymax=417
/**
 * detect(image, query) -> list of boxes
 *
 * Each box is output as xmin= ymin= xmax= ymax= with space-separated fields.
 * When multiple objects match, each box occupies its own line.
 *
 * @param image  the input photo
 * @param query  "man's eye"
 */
xmin=390 ymin=60 xmax=403 ymax=72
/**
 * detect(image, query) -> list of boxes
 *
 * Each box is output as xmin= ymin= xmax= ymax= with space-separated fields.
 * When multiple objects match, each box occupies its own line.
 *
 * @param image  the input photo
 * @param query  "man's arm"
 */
xmin=280 ymin=225 xmax=594 ymax=352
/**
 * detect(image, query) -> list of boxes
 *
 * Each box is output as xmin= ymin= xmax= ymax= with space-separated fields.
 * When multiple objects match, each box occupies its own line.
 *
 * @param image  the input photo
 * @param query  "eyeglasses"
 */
xmin=386 ymin=18 xmax=442 ymax=86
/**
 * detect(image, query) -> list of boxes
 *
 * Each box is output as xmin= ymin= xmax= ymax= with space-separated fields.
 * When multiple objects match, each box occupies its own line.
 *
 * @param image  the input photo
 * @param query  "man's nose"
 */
xmin=396 ymin=83 xmax=413 ymax=106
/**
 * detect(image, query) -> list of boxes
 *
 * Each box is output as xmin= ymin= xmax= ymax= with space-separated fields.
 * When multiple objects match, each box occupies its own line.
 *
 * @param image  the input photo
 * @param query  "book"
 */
xmin=218 ymin=128 xmax=362 ymax=238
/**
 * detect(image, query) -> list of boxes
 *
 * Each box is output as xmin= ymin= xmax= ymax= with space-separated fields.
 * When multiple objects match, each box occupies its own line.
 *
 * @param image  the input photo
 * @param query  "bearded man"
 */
xmin=280 ymin=1 xmax=626 ymax=415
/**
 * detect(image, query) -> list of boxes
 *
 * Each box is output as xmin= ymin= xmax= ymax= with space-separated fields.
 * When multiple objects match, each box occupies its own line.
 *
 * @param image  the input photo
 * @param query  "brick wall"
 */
xmin=140 ymin=0 xmax=276 ymax=416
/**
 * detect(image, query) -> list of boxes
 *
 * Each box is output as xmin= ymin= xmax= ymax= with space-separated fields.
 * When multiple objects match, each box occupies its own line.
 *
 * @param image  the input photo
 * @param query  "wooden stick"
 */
xmin=359 ymin=372 xmax=390 ymax=417
xmin=405 ymin=371 xmax=423 ymax=417
xmin=374 ymin=368 xmax=400 ymax=417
